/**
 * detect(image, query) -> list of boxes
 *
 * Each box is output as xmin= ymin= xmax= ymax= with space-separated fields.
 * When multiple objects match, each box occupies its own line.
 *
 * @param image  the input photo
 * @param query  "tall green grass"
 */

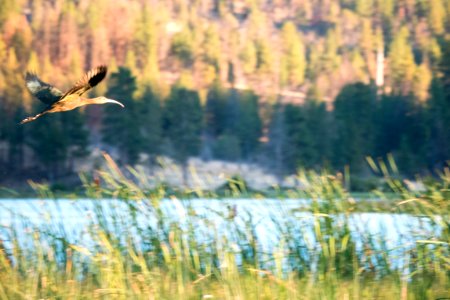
xmin=0 ymin=154 xmax=449 ymax=299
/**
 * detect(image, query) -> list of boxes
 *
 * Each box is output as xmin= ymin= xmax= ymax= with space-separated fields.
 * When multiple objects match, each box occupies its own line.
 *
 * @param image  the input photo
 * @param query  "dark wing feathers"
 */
xmin=25 ymin=72 xmax=64 ymax=105
xmin=61 ymin=65 xmax=107 ymax=98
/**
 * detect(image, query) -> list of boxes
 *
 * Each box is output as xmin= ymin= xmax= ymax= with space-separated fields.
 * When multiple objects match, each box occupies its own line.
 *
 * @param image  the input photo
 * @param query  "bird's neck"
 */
xmin=85 ymin=97 xmax=102 ymax=105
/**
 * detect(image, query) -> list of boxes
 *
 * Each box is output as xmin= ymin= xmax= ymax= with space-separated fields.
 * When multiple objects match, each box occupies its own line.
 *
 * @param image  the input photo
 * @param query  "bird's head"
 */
xmin=91 ymin=96 xmax=125 ymax=108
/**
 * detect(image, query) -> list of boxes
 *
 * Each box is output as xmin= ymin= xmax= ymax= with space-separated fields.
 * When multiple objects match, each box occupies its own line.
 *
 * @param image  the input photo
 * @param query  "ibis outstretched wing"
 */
xmin=62 ymin=65 xmax=107 ymax=98
xmin=25 ymin=72 xmax=64 ymax=105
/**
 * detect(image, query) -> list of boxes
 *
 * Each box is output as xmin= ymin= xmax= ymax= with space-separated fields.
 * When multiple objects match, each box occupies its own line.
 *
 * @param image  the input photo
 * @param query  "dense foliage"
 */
xmin=0 ymin=0 xmax=449 ymax=183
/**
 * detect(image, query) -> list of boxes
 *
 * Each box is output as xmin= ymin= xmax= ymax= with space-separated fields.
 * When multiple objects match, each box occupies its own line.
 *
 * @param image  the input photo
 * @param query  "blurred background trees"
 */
xmin=0 ymin=0 xmax=449 ymax=184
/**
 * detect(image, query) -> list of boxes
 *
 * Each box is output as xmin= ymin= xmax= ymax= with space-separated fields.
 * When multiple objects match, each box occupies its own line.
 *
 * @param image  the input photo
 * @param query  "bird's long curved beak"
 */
xmin=105 ymin=99 xmax=125 ymax=108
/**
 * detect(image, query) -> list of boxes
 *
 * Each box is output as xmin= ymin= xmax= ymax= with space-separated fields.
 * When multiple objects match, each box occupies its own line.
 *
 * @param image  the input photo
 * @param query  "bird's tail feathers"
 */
xmin=19 ymin=111 xmax=48 ymax=125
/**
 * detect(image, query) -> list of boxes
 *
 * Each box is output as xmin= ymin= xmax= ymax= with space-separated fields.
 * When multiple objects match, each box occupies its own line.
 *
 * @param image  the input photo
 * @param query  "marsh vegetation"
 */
xmin=0 ymin=157 xmax=448 ymax=299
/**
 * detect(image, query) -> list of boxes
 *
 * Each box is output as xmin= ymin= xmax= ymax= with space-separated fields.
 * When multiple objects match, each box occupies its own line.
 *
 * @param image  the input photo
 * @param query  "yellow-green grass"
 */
xmin=0 ymin=156 xmax=448 ymax=299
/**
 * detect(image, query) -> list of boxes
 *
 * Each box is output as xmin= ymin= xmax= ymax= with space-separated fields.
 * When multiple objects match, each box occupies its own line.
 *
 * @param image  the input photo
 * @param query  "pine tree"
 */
xmin=0 ymin=45 xmax=29 ymax=172
xmin=426 ymin=42 xmax=450 ymax=168
xmin=170 ymin=28 xmax=195 ymax=67
xmin=303 ymin=98 xmax=331 ymax=168
xmin=356 ymin=0 xmax=374 ymax=17
xmin=281 ymin=21 xmax=306 ymax=87
xmin=10 ymin=27 xmax=32 ymax=64
xmin=27 ymin=51 xmax=40 ymax=73
xmin=333 ymin=83 xmax=375 ymax=172
xmin=279 ymin=97 xmax=330 ymax=172
xmin=163 ymin=85 xmax=203 ymax=168
xmin=255 ymin=38 xmax=273 ymax=74
xmin=374 ymin=95 xmax=410 ymax=157
xmin=413 ymin=62 xmax=432 ymax=103
xmin=7 ymin=105 xmax=26 ymax=172
xmin=428 ymin=78 xmax=450 ymax=168
xmin=56 ymin=2 xmax=79 ymax=69
xmin=61 ymin=110 xmax=89 ymax=171
xmin=282 ymin=104 xmax=306 ymax=172
xmin=135 ymin=4 xmax=160 ymax=84
xmin=377 ymin=0 xmax=394 ymax=18
xmin=139 ymin=86 xmax=162 ymax=158
xmin=212 ymin=134 xmax=242 ymax=161
xmin=102 ymin=67 xmax=141 ymax=164
xmin=322 ymin=29 xmax=341 ymax=72
xmin=0 ymin=0 xmax=18 ymax=27
xmin=267 ymin=101 xmax=286 ymax=178
xmin=124 ymin=49 xmax=138 ymax=75
xmin=27 ymin=113 xmax=68 ymax=179
xmin=388 ymin=27 xmax=416 ymax=95
xmin=240 ymin=40 xmax=257 ymax=74
xmin=428 ymin=0 xmax=445 ymax=34
xmin=85 ymin=1 xmax=111 ymax=68
xmin=350 ymin=49 xmax=367 ymax=80
xmin=396 ymin=103 xmax=429 ymax=174
xmin=360 ymin=19 xmax=374 ymax=55
xmin=205 ymin=80 xmax=228 ymax=137
xmin=234 ymin=90 xmax=262 ymax=158
xmin=202 ymin=25 xmax=221 ymax=69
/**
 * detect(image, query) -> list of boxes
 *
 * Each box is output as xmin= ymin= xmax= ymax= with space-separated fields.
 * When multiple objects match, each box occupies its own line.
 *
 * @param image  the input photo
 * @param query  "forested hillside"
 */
xmin=0 ymin=0 xmax=449 ymax=184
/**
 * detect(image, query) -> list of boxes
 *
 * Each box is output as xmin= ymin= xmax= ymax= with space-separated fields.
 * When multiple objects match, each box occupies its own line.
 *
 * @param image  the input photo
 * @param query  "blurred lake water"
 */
xmin=0 ymin=199 xmax=438 ymax=258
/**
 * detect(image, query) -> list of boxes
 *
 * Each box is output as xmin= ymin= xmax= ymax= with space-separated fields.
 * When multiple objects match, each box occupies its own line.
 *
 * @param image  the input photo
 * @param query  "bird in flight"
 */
xmin=21 ymin=65 xmax=124 ymax=124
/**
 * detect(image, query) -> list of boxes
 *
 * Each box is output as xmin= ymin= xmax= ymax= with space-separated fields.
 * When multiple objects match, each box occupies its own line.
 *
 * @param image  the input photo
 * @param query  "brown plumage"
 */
xmin=21 ymin=65 xmax=124 ymax=124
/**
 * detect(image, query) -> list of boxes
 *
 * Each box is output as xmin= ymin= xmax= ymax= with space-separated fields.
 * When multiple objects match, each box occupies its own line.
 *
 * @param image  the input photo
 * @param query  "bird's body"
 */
xmin=21 ymin=65 xmax=124 ymax=124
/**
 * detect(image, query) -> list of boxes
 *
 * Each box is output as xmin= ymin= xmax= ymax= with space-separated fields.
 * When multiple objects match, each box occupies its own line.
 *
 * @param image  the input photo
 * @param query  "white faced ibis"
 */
xmin=21 ymin=65 xmax=124 ymax=124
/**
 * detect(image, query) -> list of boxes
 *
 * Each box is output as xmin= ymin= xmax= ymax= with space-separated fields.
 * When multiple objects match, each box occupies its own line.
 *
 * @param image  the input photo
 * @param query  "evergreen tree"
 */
xmin=333 ymin=83 xmax=375 ymax=172
xmin=205 ymin=80 xmax=228 ymax=137
xmin=56 ymin=2 xmax=79 ymax=69
xmin=282 ymin=104 xmax=307 ymax=172
xmin=27 ymin=51 xmax=40 ymax=73
xmin=234 ymin=90 xmax=262 ymax=158
xmin=281 ymin=21 xmax=306 ymax=87
xmin=255 ymin=38 xmax=274 ymax=74
xmin=356 ymin=0 xmax=374 ymax=17
xmin=240 ymin=40 xmax=257 ymax=74
xmin=267 ymin=101 xmax=286 ymax=179
xmin=0 ymin=0 xmax=18 ymax=27
xmin=428 ymin=78 xmax=450 ymax=168
xmin=428 ymin=0 xmax=445 ymax=35
xmin=425 ymin=42 xmax=450 ymax=168
xmin=163 ymin=86 xmax=203 ymax=169
xmin=388 ymin=27 xmax=416 ymax=95
xmin=23 ymin=97 xmax=87 ymax=179
xmin=61 ymin=110 xmax=89 ymax=171
xmin=27 ymin=113 xmax=68 ymax=179
xmin=1 ymin=48 xmax=30 ymax=171
xmin=213 ymin=133 xmax=242 ymax=161
xmin=280 ymin=99 xmax=330 ymax=172
xmin=377 ymin=0 xmax=394 ymax=18
xmin=413 ymin=62 xmax=432 ymax=102
xmin=102 ymin=67 xmax=141 ymax=164
xmin=374 ymin=95 xmax=410 ymax=157
xmin=139 ymin=86 xmax=162 ymax=158
xmin=322 ymin=29 xmax=341 ymax=72
xmin=374 ymin=84 xmax=430 ymax=176
xmin=7 ymin=105 xmax=26 ymax=172
xmin=202 ymin=25 xmax=221 ymax=69
xmin=135 ymin=4 xmax=160 ymax=83
xmin=303 ymin=98 xmax=331 ymax=168
xmin=395 ymin=102 xmax=429 ymax=174
xmin=124 ymin=49 xmax=138 ymax=75
xmin=170 ymin=28 xmax=195 ymax=67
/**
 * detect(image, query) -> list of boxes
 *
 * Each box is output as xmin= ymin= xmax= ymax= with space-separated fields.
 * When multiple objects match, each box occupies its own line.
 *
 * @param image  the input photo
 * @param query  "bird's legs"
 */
xmin=20 ymin=110 xmax=49 ymax=124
